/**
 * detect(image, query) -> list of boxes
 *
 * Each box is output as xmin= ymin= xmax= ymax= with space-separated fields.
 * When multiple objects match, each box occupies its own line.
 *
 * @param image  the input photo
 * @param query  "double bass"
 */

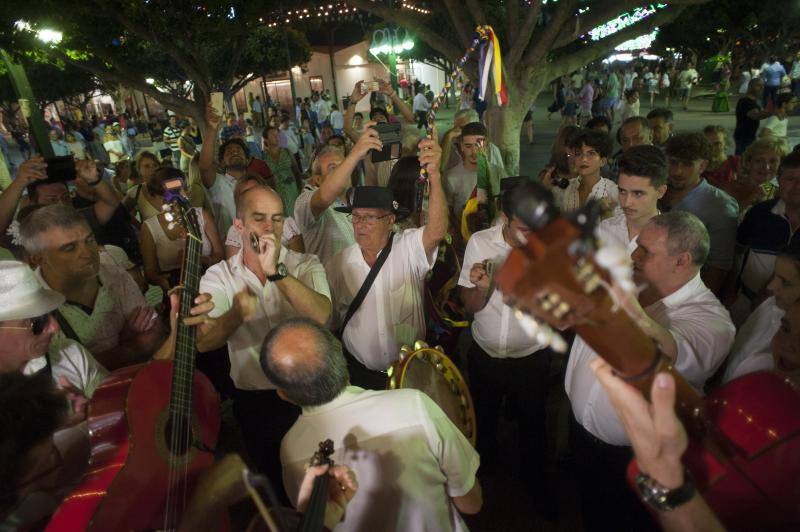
xmin=46 ymin=189 xmax=221 ymax=530
xmin=493 ymin=184 xmax=800 ymax=531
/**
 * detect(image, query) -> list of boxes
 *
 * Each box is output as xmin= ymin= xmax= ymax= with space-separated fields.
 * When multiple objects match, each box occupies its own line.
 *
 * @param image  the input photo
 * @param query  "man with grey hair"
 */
xmin=264 ymin=317 xmax=483 ymax=532
xmin=564 ymin=210 xmax=735 ymax=531
xmin=19 ymin=204 xmax=164 ymax=370
xmin=293 ymin=128 xmax=382 ymax=264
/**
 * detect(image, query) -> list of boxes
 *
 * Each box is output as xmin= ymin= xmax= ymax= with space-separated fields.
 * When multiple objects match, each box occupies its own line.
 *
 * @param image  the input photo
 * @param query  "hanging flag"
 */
xmin=477 ymin=26 xmax=508 ymax=106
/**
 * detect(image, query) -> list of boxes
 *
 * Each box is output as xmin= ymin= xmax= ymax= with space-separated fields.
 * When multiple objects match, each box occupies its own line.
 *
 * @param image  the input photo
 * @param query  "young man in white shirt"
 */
xmin=413 ymin=86 xmax=431 ymax=129
xmin=293 ymin=129 xmax=382 ymax=264
xmin=262 ymin=318 xmax=482 ymax=532
xmin=596 ymin=145 xmax=667 ymax=255
xmin=198 ymin=184 xmax=332 ymax=499
xmin=565 ymin=211 xmax=735 ymax=531
xmin=458 ymin=178 xmax=555 ymax=516
xmin=325 ymin=137 xmax=448 ymax=389
xmin=444 ymin=122 xmax=486 ymax=223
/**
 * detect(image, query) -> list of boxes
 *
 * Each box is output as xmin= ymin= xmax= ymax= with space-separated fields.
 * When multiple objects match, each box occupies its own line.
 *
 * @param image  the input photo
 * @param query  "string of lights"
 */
xmin=261 ymin=1 xmax=432 ymax=28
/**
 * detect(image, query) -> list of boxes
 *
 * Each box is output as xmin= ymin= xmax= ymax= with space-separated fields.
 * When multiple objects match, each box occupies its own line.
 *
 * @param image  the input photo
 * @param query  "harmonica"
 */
xmin=249 ymin=232 xmax=260 ymax=253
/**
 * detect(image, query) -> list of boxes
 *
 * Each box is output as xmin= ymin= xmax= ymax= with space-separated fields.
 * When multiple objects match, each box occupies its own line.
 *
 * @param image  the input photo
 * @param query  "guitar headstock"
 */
xmin=310 ymin=439 xmax=335 ymax=467
xmin=162 ymin=174 xmax=202 ymax=242
xmin=495 ymin=188 xmax=658 ymax=378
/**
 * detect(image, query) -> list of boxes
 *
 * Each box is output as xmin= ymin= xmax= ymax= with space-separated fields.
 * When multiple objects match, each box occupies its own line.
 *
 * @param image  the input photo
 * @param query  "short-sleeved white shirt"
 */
xmin=595 ymin=210 xmax=638 ymax=255
xmin=293 ymin=185 xmax=355 ymax=264
xmin=325 ymin=228 xmax=437 ymax=370
xmin=556 ymin=176 xmax=619 ymax=213
xmin=24 ymin=338 xmax=108 ymax=398
xmin=36 ymin=251 xmax=147 ymax=356
xmin=565 ymin=273 xmax=735 ymax=445
xmin=199 ymin=246 xmax=331 ymax=390
xmin=281 ymin=386 xmax=479 ymax=532
xmin=205 ymin=172 xmax=237 ymax=238
xmin=458 ymin=224 xmax=544 ymax=358
xmin=722 ymin=296 xmax=783 ymax=384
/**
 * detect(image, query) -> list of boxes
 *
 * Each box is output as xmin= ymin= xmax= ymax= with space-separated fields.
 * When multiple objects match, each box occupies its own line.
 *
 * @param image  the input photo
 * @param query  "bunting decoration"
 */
xmin=416 ymin=25 xmax=506 ymax=213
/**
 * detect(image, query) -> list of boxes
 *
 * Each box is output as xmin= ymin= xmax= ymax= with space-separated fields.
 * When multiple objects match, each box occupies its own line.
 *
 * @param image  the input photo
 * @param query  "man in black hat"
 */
xmin=325 ymin=136 xmax=448 ymax=389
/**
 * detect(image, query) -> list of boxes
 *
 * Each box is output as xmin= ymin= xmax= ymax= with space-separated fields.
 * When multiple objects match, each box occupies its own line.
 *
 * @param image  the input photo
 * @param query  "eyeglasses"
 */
xmin=347 ymin=213 xmax=392 ymax=226
xmin=0 ymin=313 xmax=52 ymax=336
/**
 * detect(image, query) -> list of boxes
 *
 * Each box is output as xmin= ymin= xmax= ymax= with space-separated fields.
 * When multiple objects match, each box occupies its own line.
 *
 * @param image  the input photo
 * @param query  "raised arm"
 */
xmin=377 ymin=79 xmax=415 ymax=123
xmin=0 ymin=156 xmax=47 ymax=235
xmin=343 ymin=81 xmax=368 ymax=144
xmin=199 ymin=103 xmax=223 ymax=189
xmin=75 ymin=159 xmax=121 ymax=225
xmin=420 ymin=130 xmax=448 ymax=259
xmin=309 ymin=124 xmax=382 ymax=217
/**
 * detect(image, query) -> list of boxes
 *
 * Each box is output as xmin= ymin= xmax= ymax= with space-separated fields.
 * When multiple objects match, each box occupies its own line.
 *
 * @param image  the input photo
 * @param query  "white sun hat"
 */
xmin=0 ymin=261 xmax=65 ymax=321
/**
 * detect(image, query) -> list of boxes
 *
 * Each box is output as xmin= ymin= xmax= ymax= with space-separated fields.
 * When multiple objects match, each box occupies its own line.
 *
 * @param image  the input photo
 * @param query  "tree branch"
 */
xmin=465 ymin=0 xmax=487 ymax=25
xmin=442 ymin=0 xmax=475 ymax=50
xmin=507 ymin=0 xmax=544 ymax=68
xmin=548 ymin=6 xmax=688 ymax=80
xmin=347 ymin=0 xmax=465 ymax=64
xmin=551 ymin=0 xmax=711 ymax=50
xmin=523 ymin=0 xmax=578 ymax=68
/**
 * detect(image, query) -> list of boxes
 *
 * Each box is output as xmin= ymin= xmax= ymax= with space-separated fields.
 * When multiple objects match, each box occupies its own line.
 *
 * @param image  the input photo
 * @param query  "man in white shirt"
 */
xmin=261 ymin=318 xmax=482 ymax=531
xmin=198 ymin=183 xmax=331 ymax=499
xmin=565 ymin=211 xmax=735 ymax=531
xmin=413 ymin=86 xmax=431 ymax=129
xmin=458 ymin=178 xmax=554 ymax=514
xmin=444 ymin=122 xmax=488 ymax=223
xmin=326 ymin=137 xmax=448 ymax=389
xmin=329 ymin=104 xmax=344 ymax=135
xmin=19 ymin=205 xmax=164 ymax=371
xmin=294 ymin=129 xmax=382 ymax=264
xmin=596 ymin=145 xmax=667 ymax=255
xmin=314 ymin=93 xmax=331 ymax=130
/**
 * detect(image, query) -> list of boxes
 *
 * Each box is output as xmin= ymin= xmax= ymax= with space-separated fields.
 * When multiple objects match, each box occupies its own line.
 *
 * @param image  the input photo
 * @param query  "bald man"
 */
xmin=262 ymin=317 xmax=483 ymax=532
xmin=198 ymin=184 xmax=331 ymax=500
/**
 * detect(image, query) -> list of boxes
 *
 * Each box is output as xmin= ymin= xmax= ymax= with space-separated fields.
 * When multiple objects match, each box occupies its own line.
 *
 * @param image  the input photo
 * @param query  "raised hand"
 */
xmin=205 ymin=102 xmax=222 ymax=131
xmin=15 ymin=155 xmax=48 ymax=186
xmin=350 ymin=80 xmax=367 ymax=104
xmin=418 ymin=125 xmax=442 ymax=180
xmin=351 ymin=122 xmax=383 ymax=159
xmin=256 ymin=233 xmax=280 ymax=276
xmin=75 ymin=158 xmax=100 ymax=184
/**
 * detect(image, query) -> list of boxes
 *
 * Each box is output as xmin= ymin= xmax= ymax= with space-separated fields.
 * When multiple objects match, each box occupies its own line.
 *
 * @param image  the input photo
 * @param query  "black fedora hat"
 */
xmin=334 ymin=186 xmax=410 ymax=220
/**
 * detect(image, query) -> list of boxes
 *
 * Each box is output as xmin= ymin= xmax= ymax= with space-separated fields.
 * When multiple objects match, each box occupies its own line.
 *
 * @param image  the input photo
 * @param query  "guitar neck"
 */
xmin=170 ymin=212 xmax=203 ymax=417
xmin=298 ymin=475 xmax=329 ymax=532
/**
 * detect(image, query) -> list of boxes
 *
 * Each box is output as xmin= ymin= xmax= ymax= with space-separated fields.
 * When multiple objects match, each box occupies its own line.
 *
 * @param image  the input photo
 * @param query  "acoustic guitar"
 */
xmin=46 ymin=190 xmax=222 ymax=530
xmin=494 ymin=184 xmax=800 ymax=531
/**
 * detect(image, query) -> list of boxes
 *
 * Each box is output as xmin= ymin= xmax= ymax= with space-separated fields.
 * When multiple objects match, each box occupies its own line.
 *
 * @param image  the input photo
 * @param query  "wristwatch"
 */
xmin=267 ymin=262 xmax=288 ymax=282
xmin=635 ymin=469 xmax=696 ymax=511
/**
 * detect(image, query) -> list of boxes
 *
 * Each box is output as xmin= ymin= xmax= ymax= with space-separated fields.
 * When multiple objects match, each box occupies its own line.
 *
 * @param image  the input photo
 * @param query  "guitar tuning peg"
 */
xmin=550 ymin=332 xmax=568 ymax=353
xmin=167 ymin=222 xmax=176 ymax=230
xmin=515 ymin=309 xmax=540 ymax=338
xmin=164 ymin=212 xmax=174 ymax=222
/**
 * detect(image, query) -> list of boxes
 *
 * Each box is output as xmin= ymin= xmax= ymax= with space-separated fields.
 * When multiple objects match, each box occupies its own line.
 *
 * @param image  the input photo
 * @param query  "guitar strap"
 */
xmin=54 ymin=310 xmax=82 ymax=344
xmin=339 ymin=232 xmax=394 ymax=336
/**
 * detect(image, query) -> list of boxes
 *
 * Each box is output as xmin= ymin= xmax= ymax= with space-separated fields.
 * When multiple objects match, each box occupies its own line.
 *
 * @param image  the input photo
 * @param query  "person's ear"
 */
xmin=656 ymin=184 xmax=668 ymax=199
xmin=698 ymin=159 xmax=709 ymax=174
xmin=29 ymin=253 xmax=44 ymax=268
xmin=675 ymin=251 xmax=692 ymax=270
xmin=233 ymin=217 xmax=245 ymax=234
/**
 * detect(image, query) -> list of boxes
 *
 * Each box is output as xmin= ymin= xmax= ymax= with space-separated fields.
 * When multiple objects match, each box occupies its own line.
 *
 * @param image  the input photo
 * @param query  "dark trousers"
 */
xmin=467 ymin=341 xmax=551 ymax=483
xmin=233 ymin=388 xmax=300 ymax=504
xmin=735 ymin=136 xmax=755 ymax=155
xmin=763 ymin=85 xmax=779 ymax=108
xmin=571 ymin=416 xmax=658 ymax=532
xmin=416 ymin=111 xmax=429 ymax=129
xmin=343 ymin=349 xmax=387 ymax=391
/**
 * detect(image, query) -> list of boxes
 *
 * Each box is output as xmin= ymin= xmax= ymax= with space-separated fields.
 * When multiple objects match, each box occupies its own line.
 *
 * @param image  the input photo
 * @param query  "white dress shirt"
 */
xmin=595 ymin=210 xmax=638 ymax=255
xmin=25 ymin=338 xmax=108 ymax=398
xmin=293 ymin=185 xmax=355 ymax=264
xmin=458 ymin=224 xmax=544 ymax=358
xmin=565 ymin=273 xmax=735 ymax=445
xmin=326 ymin=228 xmax=437 ymax=370
xmin=281 ymin=386 xmax=479 ymax=532
xmin=555 ymin=176 xmax=619 ymax=213
xmin=413 ymin=92 xmax=431 ymax=113
xmin=722 ymin=296 xmax=783 ymax=384
xmin=204 ymin=172 xmax=237 ymax=238
xmin=199 ymin=246 xmax=331 ymax=390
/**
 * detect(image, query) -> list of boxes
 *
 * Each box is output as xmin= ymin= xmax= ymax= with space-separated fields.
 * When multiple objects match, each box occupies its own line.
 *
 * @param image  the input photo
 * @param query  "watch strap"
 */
xmin=267 ymin=263 xmax=287 ymax=282
xmin=635 ymin=470 xmax=696 ymax=511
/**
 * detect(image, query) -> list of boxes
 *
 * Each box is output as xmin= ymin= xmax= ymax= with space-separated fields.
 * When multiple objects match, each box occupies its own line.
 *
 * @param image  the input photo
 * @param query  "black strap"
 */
xmin=53 ymin=310 xmax=82 ymax=344
xmin=340 ymin=233 xmax=394 ymax=335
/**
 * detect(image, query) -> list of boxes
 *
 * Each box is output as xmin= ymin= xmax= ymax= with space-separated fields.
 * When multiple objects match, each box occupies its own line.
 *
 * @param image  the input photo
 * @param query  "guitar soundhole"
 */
xmin=164 ymin=413 xmax=193 ymax=456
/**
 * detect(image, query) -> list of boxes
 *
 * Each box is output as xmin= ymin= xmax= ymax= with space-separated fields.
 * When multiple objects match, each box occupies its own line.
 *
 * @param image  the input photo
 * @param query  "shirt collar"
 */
xmin=772 ymin=199 xmax=786 ymax=216
xmin=654 ymin=272 xmax=705 ymax=310
xmin=301 ymin=385 xmax=365 ymax=415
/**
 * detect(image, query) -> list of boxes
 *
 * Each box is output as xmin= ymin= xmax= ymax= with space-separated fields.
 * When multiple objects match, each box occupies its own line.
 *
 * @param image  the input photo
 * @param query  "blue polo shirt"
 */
xmin=674 ymin=179 xmax=739 ymax=270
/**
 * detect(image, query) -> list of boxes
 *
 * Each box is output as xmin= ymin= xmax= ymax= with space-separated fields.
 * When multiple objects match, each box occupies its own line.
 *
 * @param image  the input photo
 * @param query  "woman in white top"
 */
xmin=140 ymin=167 xmax=223 ymax=291
xmin=65 ymin=132 xmax=87 ymax=160
xmin=554 ymin=130 xmax=618 ymax=216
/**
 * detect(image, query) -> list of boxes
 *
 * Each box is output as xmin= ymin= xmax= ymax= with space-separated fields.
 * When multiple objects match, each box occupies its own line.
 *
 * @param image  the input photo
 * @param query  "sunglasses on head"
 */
xmin=0 ymin=313 xmax=51 ymax=336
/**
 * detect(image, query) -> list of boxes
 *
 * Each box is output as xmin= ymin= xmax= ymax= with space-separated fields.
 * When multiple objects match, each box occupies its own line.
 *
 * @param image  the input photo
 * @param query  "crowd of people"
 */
xmin=0 ymin=61 xmax=797 ymax=532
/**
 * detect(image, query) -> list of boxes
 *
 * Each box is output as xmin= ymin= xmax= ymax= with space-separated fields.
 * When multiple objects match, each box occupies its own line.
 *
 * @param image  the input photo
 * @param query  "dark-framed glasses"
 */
xmin=0 ymin=313 xmax=52 ymax=336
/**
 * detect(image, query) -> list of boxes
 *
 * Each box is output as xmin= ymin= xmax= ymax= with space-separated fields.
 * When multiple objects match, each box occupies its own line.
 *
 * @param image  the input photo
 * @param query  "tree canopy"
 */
xmin=0 ymin=0 xmax=312 ymax=122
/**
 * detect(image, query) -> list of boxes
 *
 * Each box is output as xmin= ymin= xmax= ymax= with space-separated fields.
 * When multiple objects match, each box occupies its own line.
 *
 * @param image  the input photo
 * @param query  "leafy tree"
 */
xmin=0 ymin=0 xmax=311 ymax=126
xmin=346 ymin=0 xmax=709 ymax=173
